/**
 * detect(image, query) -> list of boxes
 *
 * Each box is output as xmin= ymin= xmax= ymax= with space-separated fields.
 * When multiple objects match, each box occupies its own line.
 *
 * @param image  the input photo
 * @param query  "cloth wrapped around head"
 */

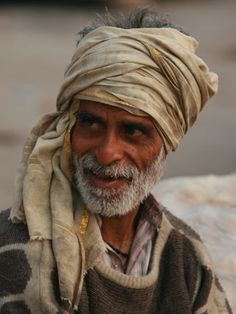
xmin=10 ymin=26 xmax=218 ymax=311
xmin=57 ymin=26 xmax=218 ymax=152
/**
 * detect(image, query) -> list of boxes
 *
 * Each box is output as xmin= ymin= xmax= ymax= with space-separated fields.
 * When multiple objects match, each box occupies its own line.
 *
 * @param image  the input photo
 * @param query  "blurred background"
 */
xmin=0 ymin=0 xmax=236 ymax=209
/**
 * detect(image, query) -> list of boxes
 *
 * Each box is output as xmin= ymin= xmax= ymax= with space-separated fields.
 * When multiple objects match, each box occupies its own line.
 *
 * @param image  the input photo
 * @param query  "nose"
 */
xmin=94 ymin=131 xmax=124 ymax=166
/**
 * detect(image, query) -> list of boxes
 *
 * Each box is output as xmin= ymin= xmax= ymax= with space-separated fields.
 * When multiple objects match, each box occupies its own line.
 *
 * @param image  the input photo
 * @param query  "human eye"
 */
xmin=123 ymin=123 xmax=149 ymax=138
xmin=77 ymin=112 xmax=101 ymax=130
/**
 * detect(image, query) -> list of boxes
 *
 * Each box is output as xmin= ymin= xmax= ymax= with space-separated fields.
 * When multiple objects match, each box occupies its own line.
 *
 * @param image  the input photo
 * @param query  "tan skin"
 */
xmin=72 ymin=100 xmax=164 ymax=254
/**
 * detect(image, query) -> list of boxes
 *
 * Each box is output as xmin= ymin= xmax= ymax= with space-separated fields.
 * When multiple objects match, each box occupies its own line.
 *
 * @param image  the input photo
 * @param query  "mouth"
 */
xmin=84 ymin=169 xmax=131 ymax=189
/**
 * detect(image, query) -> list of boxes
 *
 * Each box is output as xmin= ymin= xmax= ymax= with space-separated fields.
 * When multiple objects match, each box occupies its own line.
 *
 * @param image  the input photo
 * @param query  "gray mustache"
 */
xmin=79 ymin=154 xmax=139 ymax=180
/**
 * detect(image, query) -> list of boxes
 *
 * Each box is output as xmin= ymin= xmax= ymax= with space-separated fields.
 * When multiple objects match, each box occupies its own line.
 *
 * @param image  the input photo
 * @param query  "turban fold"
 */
xmin=57 ymin=26 xmax=218 ymax=152
xmin=10 ymin=26 xmax=218 ymax=311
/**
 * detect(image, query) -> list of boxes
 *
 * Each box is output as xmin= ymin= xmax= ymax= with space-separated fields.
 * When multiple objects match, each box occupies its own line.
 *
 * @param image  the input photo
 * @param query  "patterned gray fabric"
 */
xmin=0 ymin=195 xmax=232 ymax=313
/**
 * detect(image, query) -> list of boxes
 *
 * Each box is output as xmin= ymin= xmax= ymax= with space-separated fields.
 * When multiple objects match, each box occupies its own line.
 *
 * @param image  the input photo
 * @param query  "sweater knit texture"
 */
xmin=0 ymin=195 xmax=232 ymax=314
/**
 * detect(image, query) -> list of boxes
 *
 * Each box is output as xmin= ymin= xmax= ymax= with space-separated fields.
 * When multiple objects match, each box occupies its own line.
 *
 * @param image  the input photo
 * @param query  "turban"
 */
xmin=10 ymin=26 xmax=218 ymax=311
xmin=57 ymin=26 xmax=218 ymax=152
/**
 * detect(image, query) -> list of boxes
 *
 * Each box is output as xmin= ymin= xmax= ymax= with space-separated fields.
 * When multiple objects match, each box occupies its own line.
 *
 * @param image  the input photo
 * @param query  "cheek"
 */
xmin=72 ymin=127 xmax=99 ymax=158
xmin=72 ymin=139 xmax=87 ymax=158
xmin=126 ymin=147 xmax=153 ymax=171
xmin=71 ymin=129 xmax=85 ymax=157
xmin=138 ymin=139 xmax=163 ymax=168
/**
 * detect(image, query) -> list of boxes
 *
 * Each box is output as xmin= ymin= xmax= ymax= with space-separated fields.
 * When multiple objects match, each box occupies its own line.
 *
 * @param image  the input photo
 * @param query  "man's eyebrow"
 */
xmin=119 ymin=121 xmax=151 ymax=133
xmin=76 ymin=111 xmax=104 ymax=123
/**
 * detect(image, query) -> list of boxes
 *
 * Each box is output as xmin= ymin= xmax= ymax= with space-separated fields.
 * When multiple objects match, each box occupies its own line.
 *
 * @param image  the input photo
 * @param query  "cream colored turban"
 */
xmin=57 ymin=26 xmax=218 ymax=152
xmin=10 ymin=26 xmax=218 ymax=311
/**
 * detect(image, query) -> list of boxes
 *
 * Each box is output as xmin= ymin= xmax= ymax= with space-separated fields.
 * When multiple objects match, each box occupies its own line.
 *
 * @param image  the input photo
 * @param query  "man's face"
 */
xmin=72 ymin=100 xmax=165 ymax=216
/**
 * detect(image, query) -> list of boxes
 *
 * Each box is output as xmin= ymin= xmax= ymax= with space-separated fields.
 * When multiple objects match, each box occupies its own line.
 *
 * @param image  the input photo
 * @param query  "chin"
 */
xmin=82 ymin=194 xmax=135 ymax=218
xmin=86 ymin=203 xmax=134 ymax=218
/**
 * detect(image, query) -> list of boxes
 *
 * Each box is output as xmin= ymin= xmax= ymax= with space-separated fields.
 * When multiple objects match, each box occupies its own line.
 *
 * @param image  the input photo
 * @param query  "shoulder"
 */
xmin=0 ymin=208 xmax=30 ymax=248
xmin=163 ymin=207 xmax=201 ymax=241
xmin=0 ymin=210 xmax=33 ymax=308
xmin=160 ymin=209 xmax=232 ymax=313
xmin=151 ymin=196 xmax=212 ymax=268
xmin=147 ymin=194 xmax=202 ymax=241
xmin=160 ymin=207 xmax=205 ymax=263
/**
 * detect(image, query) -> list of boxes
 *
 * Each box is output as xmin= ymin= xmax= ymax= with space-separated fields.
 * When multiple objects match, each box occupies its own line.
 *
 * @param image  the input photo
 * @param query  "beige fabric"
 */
xmin=57 ymin=26 xmax=218 ymax=152
xmin=10 ymin=103 xmax=86 ymax=311
xmin=10 ymin=26 xmax=218 ymax=311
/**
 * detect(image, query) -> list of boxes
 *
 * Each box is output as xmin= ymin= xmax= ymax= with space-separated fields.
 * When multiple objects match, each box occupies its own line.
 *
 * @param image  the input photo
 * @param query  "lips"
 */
xmin=85 ymin=169 xmax=130 ymax=189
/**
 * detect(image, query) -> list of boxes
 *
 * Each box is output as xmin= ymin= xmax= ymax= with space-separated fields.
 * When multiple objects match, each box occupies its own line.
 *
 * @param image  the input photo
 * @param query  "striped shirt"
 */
xmin=98 ymin=195 xmax=163 ymax=276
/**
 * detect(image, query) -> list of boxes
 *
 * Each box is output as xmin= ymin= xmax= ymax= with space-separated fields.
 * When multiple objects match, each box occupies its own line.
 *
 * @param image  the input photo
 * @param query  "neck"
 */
xmin=100 ymin=206 xmax=140 ymax=254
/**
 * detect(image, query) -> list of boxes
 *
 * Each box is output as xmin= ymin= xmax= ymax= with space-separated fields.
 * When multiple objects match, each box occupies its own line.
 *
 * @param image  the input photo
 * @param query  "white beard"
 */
xmin=73 ymin=147 xmax=166 ymax=217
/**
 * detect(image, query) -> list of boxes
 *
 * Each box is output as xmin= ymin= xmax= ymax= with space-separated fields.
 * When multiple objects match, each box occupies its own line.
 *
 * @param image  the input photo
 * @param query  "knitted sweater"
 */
xmin=0 ymin=196 xmax=232 ymax=314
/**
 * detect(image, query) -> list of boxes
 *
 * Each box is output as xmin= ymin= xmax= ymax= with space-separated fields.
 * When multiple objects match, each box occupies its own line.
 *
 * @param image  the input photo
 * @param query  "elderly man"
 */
xmin=0 ymin=8 xmax=232 ymax=314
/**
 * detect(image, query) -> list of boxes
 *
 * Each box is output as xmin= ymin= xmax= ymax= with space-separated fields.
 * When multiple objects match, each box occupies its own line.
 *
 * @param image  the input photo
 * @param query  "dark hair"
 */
xmin=77 ymin=7 xmax=189 ymax=44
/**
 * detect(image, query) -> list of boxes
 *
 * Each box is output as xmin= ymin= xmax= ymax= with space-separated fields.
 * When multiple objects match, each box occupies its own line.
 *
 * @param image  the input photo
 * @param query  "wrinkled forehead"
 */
xmin=77 ymin=98 xmax=155 ymax=122
xmin=73 ymin=97 xmax=162 ymax=131
xmin=75 ymin=95 xmax=148 ymax=118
